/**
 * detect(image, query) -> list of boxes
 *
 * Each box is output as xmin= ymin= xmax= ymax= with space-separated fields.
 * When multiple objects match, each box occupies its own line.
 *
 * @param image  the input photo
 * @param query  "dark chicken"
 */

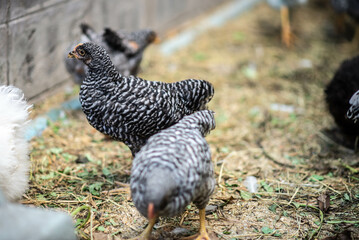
xmin=331 ymin=0 xmax=359 ymax=18
xmin=65 ymin=24 xmax=157 ymax=84
xmin=130 ymin=110 xmax=216 ymax=240
xmin=331 ymin=0 xmax=359 ymax=43
xmin=325 ymin=55 xmax=359 ymax=141
xmin=67 ymin=42 xmax=214 ymax=156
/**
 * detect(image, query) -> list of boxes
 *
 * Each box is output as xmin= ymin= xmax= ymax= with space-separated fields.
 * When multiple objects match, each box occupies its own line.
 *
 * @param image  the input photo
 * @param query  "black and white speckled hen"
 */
xmin=67 ymin=42 xmax=214 ymax=156
xmin=130 ymin=110 xmax=216 ymax=240
xmin=325 ymin=55 xmax=359 ymax=137
xmin=65 ymin=24 xmax=158 ymax=84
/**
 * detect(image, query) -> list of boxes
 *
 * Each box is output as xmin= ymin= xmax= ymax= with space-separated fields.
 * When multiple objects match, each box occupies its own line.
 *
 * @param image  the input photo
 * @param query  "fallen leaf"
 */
xmin=205 ymin=204 xmax=218 ymax=214
xmin=317 ymin=193 xmax=330 ymax=212
xmin=240 ymin=190 xmax=252 ymax=200
xmin=261 ymin=226 xmax=274 ymax=234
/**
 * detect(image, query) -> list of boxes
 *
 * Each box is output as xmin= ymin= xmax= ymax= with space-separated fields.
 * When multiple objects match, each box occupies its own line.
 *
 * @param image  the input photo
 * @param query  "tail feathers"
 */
xmin=80 ymin=23 xmax=97 ymax=41
xmin=349 ymin=90 xmax=359 ymax=105
xmin=178 ymin=110 xmax=216 ymax=136
xmin=103 ymin=28 xmax=140 ymax=56
xmin=130 ymin=29 xmax=157 ymax=48
xmin=174 ymin=79 xmax=214 ymax=113
xmin=103 ymin=28 xmax=126 ymax=50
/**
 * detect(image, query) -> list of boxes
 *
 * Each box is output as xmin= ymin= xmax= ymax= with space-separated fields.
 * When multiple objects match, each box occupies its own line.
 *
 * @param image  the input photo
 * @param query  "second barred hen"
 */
xmin=130 ymin=110 xmax=216 ymax=240
xmin=68 ymin=42 xmax=214 ymax=156
xmin=65 ymin=24 xmax=157 ymax=84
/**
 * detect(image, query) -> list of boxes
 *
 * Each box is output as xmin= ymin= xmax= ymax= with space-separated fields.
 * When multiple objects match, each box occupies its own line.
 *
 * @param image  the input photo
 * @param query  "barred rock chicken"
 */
xmin=130 ymin=110 xmax=216 ymax=240
xmin=267 ymin=0 xmax=307 ymax=47
xmin=67 ymin=42 xmax=214 ymax=156
xmin=347 ymin=90 xmax=359 ymax=122
xmin=65 ymin=23 xmax=158 ymax=84
xmin=325 ymin=55 xmax=359 ymax=148
xmin=0 ymin=85 xmax=31 ymax=201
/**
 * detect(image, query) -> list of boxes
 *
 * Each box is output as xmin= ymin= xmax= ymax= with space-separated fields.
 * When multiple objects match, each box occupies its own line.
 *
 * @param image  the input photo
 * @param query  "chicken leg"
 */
xmin=128 ymin=217 xmax=156 ymax=240
xmin=195 ymin=208 xmax=210 ymax=240
xmin=182 ymin=208 xmax=210 ymax=240
xmin=280 ymin=6 xmax=294 ymax=47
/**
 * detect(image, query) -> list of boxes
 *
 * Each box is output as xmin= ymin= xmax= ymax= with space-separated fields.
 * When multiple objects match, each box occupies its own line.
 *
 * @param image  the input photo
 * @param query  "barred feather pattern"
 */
xmin=130 ymin=110 xmax=216 ymax=218
xmin=347 ymin=90 xmax=359 ymax=122
xmin=78 ymin=42 xmax=214 ymax=155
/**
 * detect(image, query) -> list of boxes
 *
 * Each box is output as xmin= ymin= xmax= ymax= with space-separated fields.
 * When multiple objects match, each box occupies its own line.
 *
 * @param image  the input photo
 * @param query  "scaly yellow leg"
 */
xmin=195 ymin=209 xmax=210 ymax=240
xmin=182 ymin=208 xmax=210 ymax=240
xmin=280 ymin=6 xmax=294 ymax=47
xmin=128 ymin=217 xmax=157 ymax=240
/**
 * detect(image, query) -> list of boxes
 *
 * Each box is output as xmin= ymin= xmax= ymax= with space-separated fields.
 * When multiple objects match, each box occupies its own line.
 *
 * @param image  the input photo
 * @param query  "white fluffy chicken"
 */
xmin=0 ymin=85 xmax=31 ymax=201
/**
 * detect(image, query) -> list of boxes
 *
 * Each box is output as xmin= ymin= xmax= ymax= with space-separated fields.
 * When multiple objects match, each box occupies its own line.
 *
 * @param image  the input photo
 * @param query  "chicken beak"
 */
xmin=68 ymin=43 xmax=84 ymax=59
xmin=67 ymin=51 xmax=77 ymax=59
xmin=147 ymin=203 xmax=156 ymax=220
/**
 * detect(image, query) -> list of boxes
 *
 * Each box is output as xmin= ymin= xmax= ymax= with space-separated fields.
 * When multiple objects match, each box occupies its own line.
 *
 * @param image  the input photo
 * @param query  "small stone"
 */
xmin=75 ymin=155 xmax=89 ymax=164
xmin=317 ymin=193 xmax=330 ymax=212
xmin=205 ymin=204 xmax=218 ymax=214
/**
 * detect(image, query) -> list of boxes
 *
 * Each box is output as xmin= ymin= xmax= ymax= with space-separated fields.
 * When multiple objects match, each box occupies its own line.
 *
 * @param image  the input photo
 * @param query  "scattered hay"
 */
xmin=26 ymin=2 xmax=359 ymax=239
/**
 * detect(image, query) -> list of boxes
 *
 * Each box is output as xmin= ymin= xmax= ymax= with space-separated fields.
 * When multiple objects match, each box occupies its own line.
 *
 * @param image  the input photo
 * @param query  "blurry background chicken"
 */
xmin=130 ymin=110 xmax=216 ymax=240
xmin=267 ymin=0 xmax=307 ymax=47
xmin=0 ymin=85 xmax=31 ymax=201
xmin=65 ymin=23 xmax=158 ymax=84
xmin=68 ymin=42 xmax=214 ymax=156
xmin=325 ymin=55 xmax=359 ymax=148
xmin=331 ymin=0 xmax=359 ymax=46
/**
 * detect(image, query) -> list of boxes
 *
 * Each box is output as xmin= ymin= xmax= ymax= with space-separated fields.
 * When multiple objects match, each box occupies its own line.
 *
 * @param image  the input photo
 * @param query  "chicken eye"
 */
xmin=78 ymin=49 xmax=85 ymax=56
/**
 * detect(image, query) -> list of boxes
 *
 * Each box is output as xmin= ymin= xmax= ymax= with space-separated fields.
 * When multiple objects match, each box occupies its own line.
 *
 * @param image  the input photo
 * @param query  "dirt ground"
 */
xmin=26 ymin=1 xmax=359 ymax=240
